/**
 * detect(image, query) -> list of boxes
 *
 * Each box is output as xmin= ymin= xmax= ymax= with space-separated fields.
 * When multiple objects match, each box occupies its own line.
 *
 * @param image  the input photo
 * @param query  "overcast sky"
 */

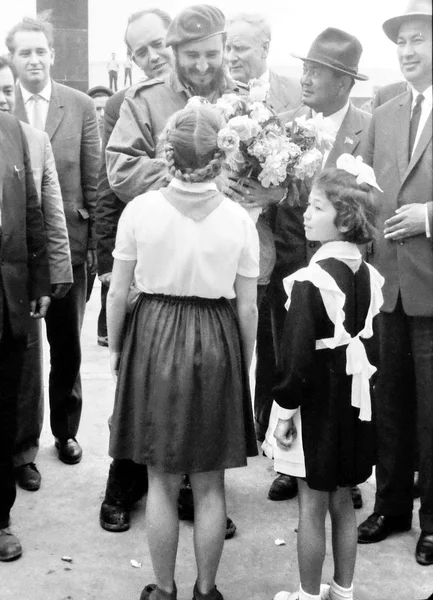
xmin=2 ymin=0 xmax=407 ymax=71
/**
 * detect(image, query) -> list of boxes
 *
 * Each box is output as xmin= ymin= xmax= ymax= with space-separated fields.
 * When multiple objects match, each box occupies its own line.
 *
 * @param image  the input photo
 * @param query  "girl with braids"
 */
xmin=267 ymin=156 xmax=384 ymax=600
xmin=107 ymin=103 xmax=259 ymax=600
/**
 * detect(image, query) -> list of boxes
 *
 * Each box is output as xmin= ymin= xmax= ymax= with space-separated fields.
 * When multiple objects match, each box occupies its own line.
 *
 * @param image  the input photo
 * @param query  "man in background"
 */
xmin=107 ymin=52 xmax=119 ymax=92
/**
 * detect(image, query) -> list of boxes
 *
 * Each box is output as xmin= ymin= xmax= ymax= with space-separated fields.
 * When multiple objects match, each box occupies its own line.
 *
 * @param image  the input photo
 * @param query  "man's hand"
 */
xmin=224 ymin=174 xmax=285 ymax=208
xmin=384 ymin=204 xmax=426 ymax=240
xmin=273 ymin=417 xmax=296 ymax=450
xmin=98 ymin=272 xmax=112 ymax=287
xmin=51 ymin=283 xmax=72 ymax=300
xmin=87 ymin=249 xmax=98 ymax=274
xmin=110 ymin=350 xmax=120 ymax=382
xmin=30 ymin=296 xmax=51 ymax=319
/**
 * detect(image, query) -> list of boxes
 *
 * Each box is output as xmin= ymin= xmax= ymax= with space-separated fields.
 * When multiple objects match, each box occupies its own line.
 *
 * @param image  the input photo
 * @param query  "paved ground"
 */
xmin=1 ymin=282 xmax=432 ymax=600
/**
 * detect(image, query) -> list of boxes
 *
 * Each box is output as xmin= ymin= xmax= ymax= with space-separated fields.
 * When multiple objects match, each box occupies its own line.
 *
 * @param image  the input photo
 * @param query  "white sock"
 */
xmin=299 ymin=584 xmax=321 ymax=600
xmin=329 ymin=579 xmax=353 ymax=600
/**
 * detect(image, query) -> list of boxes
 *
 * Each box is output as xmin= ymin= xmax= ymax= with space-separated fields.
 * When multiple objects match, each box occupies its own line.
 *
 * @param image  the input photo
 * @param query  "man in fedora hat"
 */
xmin=357 ymin=0 xmax=433 ymax=567
xmin=263 ymin=27 xmax=372 ymax=507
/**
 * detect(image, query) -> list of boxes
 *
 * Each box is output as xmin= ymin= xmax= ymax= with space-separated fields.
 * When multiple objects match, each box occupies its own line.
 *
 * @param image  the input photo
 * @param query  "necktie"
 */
xmin=31 ymin=94 xmax=45 ymax=131
xmin=408 ymin=94 xmax=424 ymax=159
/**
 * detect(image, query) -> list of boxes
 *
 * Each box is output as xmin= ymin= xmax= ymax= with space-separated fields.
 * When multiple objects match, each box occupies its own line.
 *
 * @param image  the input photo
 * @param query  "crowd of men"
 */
xmin=0 ymin=3 xmax=431 ymax=596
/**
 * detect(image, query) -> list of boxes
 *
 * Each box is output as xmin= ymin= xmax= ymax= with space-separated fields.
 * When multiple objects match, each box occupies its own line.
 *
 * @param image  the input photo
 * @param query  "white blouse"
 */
xmin=113 ymin=182 xmax=260 ymax=299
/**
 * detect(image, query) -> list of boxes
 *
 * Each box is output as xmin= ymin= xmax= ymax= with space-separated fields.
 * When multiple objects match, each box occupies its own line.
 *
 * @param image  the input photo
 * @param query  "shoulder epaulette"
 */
xmin=125 ymin=78 xmax=165 ymax=98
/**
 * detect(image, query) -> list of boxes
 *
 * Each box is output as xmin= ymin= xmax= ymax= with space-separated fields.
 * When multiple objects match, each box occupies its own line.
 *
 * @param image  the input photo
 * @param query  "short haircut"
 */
xmin=314 ymin=168 xmax=377 ymax=244
xmin=124 ymin=8 xmax=172 ymax=50
xmin=0 ymin=54 xmax=17 ymax=79
xmin=5 ymin=11 xmax=54 ymax=54
xmin=226 ymin=12 xmax=271 ymax=43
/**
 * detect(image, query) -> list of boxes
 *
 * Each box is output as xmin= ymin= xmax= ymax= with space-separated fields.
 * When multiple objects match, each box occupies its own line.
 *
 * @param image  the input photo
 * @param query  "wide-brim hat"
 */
xmin=166 ymin=4 xmax=226 ymax=48
xmin=291 ymin=27 xmax=369 ymax=81
xmin=382 ymin=0 xmax=432 ymax=43
xmin=87 ymin=85 xmax=113 ymax=98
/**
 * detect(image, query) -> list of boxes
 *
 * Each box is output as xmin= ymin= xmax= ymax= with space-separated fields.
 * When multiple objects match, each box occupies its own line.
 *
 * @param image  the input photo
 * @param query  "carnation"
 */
xmin=227 ymin=115 xmax=262 ymax=142
xmin=249 ymin=102 xmax=273 ymax=124
xmin=293 ymin=147 xmax=322 ymax=180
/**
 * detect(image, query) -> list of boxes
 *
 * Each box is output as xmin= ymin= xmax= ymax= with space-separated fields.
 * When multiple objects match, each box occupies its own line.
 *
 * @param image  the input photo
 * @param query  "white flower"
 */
xmin=248 ymin=78 xmax=270 ymax=103
xmin=259 ymin=152 xmax=289 ymax=187
xmin=249 ymin=102 xmax=273 ymax=123
xmin=215 ymin=94 xmax=246 ymax=120
xmin=227 ymin=115 xmax=262 ymax=142
xmin=293 ymin=147 xmax=322 ymax=180
xmin=217 ymin=128 xmax=240 ymax=154
xmin=186 ymin=96 xmax=210 ymax=108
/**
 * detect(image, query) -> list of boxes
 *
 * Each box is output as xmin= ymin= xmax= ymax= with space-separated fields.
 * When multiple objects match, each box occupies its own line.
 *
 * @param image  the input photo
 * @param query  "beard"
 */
xmin=175 ymin=57 xmax=225 ymax=97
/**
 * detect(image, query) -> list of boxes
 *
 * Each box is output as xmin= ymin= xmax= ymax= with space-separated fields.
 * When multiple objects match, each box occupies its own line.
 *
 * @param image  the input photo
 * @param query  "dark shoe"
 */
xmin=100 ymin=501 xmax=130 ymax=532
xmin=350 ymin=485 xmax=363 ymax=509
xmin=140 ymin=582 xmax=177 ymax=600
xmin=15 ymin=463 xmax=41 ymax=491
xmin=192 ymin=581 xmax=223 ymax=600
xmin=415 ymin=531 xmax=433 ymax=566
xmin=0 ymin=528 xmax=22 ymax=561
xmin=413 ymin=471 xmax=421 ymax=499
xmin=55 ymin=438 xmax=82 ymax=465
xmin=268 ymin=474 xmax=298 ymax=501
xmin=97 ymin=335 xmax=109 ymax=347
xmin=224 ymin=517 xmax=236 ymax=540
xmin=357 ymin=512 xmax=412 ymax=544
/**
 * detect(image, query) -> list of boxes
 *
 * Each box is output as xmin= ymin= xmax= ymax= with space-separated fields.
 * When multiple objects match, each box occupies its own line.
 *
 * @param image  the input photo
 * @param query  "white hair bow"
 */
xmin=336 ymin=154 xmax=383 ymax=192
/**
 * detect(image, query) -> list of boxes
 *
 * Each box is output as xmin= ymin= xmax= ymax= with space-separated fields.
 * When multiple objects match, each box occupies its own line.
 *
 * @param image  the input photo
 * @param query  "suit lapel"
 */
xmin=325 ymin=105 xmax=362 ymax=168
xmin=45 ymin=81 xmax=65 ymax=140
xmin=14 ymin=85 xmax=29 ymax=124
xmin=395 ymin=92 xmax=411 ymax=180
xmin=403 ymin=110 xmax=432 ymax=186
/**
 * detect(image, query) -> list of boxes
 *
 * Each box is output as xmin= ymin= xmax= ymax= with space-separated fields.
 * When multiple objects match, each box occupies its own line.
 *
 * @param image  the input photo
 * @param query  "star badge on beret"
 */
xmin=196 ymin=22 xmax=202 ymax=29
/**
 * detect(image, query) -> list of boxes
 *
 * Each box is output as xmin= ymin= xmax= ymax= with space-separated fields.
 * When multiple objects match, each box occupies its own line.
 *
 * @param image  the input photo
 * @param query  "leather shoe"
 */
xmin=415 ymin=531 xmax=433 ymax=566
xmin=268 ymin=474 xmax=298 ymax=501
xmin=15 ymin=463 xmax=41 ymax=491
xmin=100 ymin=501 xmax=130 ymax=532
xmin=350 ymin=485 xmax=363 ymax=509
xmin=55 ymin=438 xmax=82 ymax=464
xmin=0 ymin=528 xmax=22 ymax=561
xmin=357 ymin=512 xmax=412 ymax=544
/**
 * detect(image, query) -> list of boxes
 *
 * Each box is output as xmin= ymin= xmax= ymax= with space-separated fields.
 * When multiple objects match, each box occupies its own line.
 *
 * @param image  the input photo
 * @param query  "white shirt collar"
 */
xmin=20 ymin=80 xmax=52 ymax=104
xmin=170 ymin=178 xmax=218 ymax=194
xmin=312 ymin=101 xmax=350 ymax=135
xmin=411 ymin=84 xmax=432 ymax=108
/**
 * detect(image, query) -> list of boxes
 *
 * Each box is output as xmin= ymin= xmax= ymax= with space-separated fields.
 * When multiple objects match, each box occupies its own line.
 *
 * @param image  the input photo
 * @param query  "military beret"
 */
xmin=166 ymin=4 xmax=226 ymax=48
xmin=87 ymin=85 xmax=114 ymax=98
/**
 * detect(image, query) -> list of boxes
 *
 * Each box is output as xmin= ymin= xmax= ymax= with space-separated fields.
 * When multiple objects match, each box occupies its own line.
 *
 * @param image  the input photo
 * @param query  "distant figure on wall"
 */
xmin=124 ymin=53 xmax=132 ymax=87
xmin=107 ymin=53 xmax=119 ymax=91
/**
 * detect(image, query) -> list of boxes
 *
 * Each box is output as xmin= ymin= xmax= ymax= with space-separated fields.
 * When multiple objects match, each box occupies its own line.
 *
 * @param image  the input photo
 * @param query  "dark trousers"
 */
xmin=0 ymin=318 xmax=26 ymax=528
xmin=108 ymin=71 xmax=118 ymax=92
xmin=124 ymin=68 xmax=132 ymax=86
xmin=13 ymin=318 xmax=43 ymax=467
xmin=374 ymin=298 xmax=433 ymax=533
xmin=45 ymin=263 xmax=87 ymax=441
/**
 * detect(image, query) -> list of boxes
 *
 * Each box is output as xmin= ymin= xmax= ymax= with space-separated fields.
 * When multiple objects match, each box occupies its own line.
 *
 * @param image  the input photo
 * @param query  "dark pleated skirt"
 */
xmin=109 ymin=293 xmax=258 ymax=473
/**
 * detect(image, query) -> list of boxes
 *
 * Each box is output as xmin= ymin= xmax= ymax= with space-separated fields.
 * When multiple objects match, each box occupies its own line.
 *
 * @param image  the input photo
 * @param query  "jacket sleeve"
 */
xmin=41 ymin=133 xmax=73 ymax=284
xmin=106 ymin=94 xmax=168 ymax=202
xmin=19 ymin=123 xmax=51 ymax=299
xmin=80 ymin=98 xmax=100 ymax=250
xmin=272 ymin=280 xmax=319 ymax=410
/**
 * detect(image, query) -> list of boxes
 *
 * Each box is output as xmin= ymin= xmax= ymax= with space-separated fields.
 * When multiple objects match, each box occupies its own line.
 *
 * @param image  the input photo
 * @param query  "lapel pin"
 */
xmin=345 ymin=136 xmax=354 ymax=145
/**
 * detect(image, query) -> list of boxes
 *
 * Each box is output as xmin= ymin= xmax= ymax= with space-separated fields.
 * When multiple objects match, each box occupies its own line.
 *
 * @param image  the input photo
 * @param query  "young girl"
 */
xmin=264 ymin=155 xmax=384 ymax=600
xmin=107 ymin=103 xmax=259 ymax=600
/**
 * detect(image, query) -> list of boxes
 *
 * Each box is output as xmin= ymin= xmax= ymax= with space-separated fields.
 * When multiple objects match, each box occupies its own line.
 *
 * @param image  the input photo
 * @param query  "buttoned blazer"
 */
xmin=0 ymin=112 xmax=51 ymax=339
xmin=272 ymin=103 xmax=371 ymax=281
xmin=14 ymin=81 xmax=100 ymax=266
xmin=20 ymin=122 xmax=72 ymax=285
xmin=372 ymin=81 xmax=408 ymax=111
xmin=268 ymin=70 xmax=302 ymax=114
xmin=364 ymin=91 xmax=433 ymax=316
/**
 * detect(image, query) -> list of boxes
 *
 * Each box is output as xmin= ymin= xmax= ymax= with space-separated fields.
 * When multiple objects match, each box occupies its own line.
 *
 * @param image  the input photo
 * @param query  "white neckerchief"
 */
xmin=410 ymin=84 xmax=432 ymax=155
xmin=283 ymin=241 xmax=384 ymax=421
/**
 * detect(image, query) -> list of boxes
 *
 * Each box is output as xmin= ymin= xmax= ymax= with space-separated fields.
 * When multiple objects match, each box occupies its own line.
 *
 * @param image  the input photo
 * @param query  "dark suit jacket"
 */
xmin=14 ymin=81 xmax=100 ymax=266
xmin=372 ymin=81 xmax=408 ymax=111
xmin=0 ymin=112 xmax=51 ymax=340
xmin=365 ymin=91 xmax=433 ymax=316
xmin=96 ymin=89 xmax=127 ymax=275
xmin=273 ymin=103 xmax=372 ymax=282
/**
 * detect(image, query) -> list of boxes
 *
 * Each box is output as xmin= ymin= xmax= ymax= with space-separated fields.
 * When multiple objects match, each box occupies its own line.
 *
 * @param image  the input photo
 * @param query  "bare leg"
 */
xmin=189 ymin=470 xmax=226 ymax=594
xmin=146 ymin=467 xmax=183 ymax=594
xmin=329 ymin=487 xmax=357 ymax=589
xmin=297 ymin=479 xmax=329 ymax=595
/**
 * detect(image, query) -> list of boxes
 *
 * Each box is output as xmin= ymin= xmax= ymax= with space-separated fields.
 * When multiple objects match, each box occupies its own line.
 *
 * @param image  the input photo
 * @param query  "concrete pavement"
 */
xmin=1 ymin=282 xmax=432 ymax=600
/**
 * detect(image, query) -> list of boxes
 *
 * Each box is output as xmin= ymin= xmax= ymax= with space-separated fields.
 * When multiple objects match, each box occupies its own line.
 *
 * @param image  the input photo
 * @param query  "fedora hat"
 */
xmin=292 ymin=27 xmax=368 ymax=81
xmin=383 ymin=0 xmax=432 ymax=43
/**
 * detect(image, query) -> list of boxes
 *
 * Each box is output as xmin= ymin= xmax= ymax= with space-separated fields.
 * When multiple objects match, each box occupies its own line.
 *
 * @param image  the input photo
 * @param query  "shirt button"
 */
xmin=399 ymin=240 xmax=405 ymax=245
xmin=309 ymin=242 xmax=316 ymax=248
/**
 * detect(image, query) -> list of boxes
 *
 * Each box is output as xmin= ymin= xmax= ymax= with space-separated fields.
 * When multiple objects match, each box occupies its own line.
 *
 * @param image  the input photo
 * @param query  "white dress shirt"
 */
xmin=312 ymin=101 xmax=350 ymax=166
xmin=20 ymin=80 xmax=51 ymax=131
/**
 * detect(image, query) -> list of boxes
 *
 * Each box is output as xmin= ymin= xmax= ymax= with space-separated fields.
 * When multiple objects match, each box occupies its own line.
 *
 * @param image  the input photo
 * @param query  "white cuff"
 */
xmin=277 ymin=406 xmax=298 ymax=420
xmin=425 ymin=204 xmax=431 ymax=238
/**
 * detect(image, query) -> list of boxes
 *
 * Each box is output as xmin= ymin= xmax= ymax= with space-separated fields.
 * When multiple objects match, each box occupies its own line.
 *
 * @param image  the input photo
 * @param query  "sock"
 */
xmin=299 ymin=584 xmax=321 ymax=600
xmin=329 ymin=579 xmax=353 ymax=600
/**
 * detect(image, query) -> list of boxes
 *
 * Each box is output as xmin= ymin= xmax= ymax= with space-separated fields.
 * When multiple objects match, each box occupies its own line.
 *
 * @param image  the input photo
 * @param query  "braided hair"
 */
xmin=162 ymin=105 xmax=226 ymax=183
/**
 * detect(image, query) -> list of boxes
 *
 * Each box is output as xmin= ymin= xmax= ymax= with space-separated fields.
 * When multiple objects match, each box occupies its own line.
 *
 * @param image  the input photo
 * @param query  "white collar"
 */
xmin=411 ymin=84 xmax=432 ymax=108
xmin=20 ymin=80 xmax=52 ymax=104
xmin=310 ymin=241 xmax=361 ymax=264
xmin=169 ymin=178 xmax=218 ymax=194
xmin=312 ymin=101 xmax=350 ymax=134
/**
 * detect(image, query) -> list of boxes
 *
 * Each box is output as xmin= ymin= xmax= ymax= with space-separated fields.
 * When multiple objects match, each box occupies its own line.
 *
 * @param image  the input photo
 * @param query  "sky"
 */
xmin=1 ymin=0 xmax=407 ymax=82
